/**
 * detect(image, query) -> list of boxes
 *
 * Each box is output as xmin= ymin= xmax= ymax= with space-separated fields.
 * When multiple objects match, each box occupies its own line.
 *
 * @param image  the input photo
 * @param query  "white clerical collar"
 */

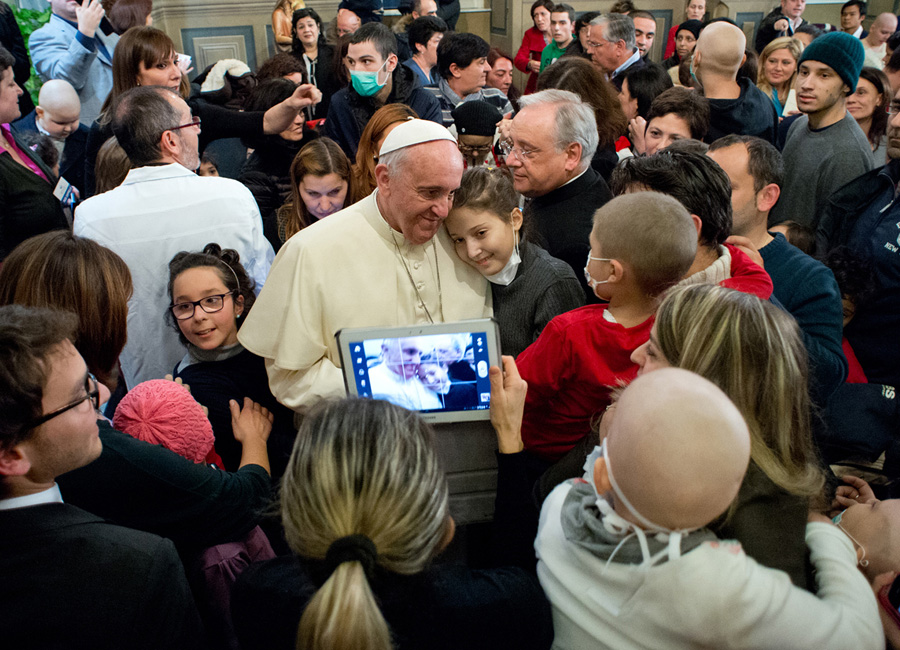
xmin=612 ymin=49 xmax=641 ymax=78
xmin=0 ymin=484 xmax=63 ymax=511
xmin=561 ymin=166 xmax=589 ymax=188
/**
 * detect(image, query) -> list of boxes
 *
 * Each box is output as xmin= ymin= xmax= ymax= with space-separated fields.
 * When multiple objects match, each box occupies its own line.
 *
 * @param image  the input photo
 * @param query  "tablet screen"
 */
xmin=346 ymin=332 xmax=493 ymax=414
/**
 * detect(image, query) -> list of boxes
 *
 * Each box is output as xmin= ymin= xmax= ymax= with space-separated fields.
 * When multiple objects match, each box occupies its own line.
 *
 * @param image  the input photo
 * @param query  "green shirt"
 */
xmin=540 ymin=39 xmax=573 ymax=72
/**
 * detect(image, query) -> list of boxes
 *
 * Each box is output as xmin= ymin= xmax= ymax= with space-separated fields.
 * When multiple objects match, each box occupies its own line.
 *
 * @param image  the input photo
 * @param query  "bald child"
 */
xmin=12 ymin=79 xmax=87 ymax=191
xmin=536 ymin=368 xmax=884 ymax=650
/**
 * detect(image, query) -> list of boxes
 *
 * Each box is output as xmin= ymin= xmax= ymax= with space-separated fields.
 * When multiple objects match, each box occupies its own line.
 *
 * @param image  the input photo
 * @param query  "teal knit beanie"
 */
xmin=798 ymin=31 xmax=865 ymax=92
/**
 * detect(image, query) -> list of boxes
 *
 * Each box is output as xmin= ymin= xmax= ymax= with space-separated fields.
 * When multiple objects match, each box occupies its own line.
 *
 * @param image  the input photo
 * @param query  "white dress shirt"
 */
xmin=74 ymin=163 xmax=275 ymax=387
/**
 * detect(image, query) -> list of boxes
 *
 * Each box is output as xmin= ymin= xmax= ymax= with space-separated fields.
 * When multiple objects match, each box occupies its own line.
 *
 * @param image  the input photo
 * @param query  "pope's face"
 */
xmin=376 ymin=140 xmax=464 ymax=245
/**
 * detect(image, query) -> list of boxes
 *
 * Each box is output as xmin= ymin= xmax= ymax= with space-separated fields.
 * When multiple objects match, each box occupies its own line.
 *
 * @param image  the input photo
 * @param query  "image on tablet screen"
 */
xmin=347 ymin=332 xmax=492 ymax=412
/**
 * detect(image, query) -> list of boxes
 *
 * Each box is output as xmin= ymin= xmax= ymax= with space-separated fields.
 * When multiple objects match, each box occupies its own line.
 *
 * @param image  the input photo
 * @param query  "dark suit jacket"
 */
xmin=524 ymin=166 xmax=613 ymax=302
xmin=610 ymin=53 xmax=646 ymax=91
xmin=12 ymin=109 xmax=88 ymax=192
xmin=0 ymin=502 xmax=207 ymax=649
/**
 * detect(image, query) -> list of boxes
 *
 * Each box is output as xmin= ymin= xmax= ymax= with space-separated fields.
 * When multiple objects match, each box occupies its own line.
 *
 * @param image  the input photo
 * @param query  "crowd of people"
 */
xmin=2 ymin=0 xmax=900 ymax=647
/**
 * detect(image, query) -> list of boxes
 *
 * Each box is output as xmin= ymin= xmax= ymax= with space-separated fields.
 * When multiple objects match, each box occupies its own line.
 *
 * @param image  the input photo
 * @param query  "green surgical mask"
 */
xmin=350 ymin=59 xmax=389 ymax=97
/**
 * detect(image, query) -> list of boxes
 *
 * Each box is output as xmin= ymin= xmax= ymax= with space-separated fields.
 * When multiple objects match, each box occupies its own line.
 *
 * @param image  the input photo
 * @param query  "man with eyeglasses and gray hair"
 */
xmin=585 ymin=13 xmax=646 ymax=90
xmin=503 ymin=88 xmax=612 ymax=301
xmin=0 ymin=304 xmax=206 ymax=648
xmin=73 ymin=85 xmax=279 ymax=387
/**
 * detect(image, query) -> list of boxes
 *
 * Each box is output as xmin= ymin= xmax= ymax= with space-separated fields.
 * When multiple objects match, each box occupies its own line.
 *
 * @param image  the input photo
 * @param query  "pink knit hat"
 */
xmin=113 ymin=379 xmax=216 ymax=464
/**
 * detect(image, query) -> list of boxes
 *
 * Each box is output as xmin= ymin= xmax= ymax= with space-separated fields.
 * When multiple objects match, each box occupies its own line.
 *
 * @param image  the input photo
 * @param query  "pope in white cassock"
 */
xmin=238 ymin=120 xmax=492 ymax=411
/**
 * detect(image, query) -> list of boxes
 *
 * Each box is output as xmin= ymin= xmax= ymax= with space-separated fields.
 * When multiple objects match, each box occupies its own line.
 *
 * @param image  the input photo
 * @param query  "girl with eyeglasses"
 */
xmin=168 ymin=243 xmax=297 ymax=476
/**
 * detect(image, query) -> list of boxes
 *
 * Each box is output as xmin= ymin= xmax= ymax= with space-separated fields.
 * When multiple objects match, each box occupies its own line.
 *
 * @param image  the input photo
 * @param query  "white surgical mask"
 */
xmin=584 ymin=253 xmax=612 ymax=292
xmin=585 ymin=440 xmax=696 ymax=567
xmin=485 ymin=232 xmax=521 ymax=286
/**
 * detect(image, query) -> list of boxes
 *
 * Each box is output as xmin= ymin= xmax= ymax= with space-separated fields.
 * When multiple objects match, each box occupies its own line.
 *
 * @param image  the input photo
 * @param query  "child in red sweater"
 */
xmin=517 ymin=192 xmax=698 ymax=462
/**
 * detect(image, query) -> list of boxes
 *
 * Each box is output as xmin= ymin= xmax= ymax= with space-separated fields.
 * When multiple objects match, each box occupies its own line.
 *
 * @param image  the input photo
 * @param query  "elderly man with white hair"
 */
xmin=238 ymin=120 xmax=490 ymax=411
xmin=503 ymin=88 xmax=612 ymax=301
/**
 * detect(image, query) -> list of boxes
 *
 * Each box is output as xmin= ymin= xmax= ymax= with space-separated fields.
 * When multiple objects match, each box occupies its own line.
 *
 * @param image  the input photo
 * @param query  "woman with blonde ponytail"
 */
xmin=231 ymin=395 xmax=553 ymax=650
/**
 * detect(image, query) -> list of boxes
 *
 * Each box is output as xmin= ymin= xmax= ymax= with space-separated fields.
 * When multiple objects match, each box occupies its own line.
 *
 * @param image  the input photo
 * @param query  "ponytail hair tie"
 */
xmin=325 ymin=534 xmax=378 ymax=579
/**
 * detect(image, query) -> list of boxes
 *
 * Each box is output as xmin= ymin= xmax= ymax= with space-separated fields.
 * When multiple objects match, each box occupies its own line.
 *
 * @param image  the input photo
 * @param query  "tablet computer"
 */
xmin=336 ymin=319 xmax=501 ymax=423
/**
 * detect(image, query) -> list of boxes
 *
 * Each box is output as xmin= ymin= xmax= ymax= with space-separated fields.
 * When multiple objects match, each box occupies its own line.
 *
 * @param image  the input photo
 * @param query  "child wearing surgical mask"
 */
xmin=514 ymin=192 xmax=697 ymax=463
xmin=535 ymin=368 xmax=884 ymax=649
xmin=445 ymin=167 xmax=583 ymax=357
xmin=830 ymin=474 xmax=900 ymax=649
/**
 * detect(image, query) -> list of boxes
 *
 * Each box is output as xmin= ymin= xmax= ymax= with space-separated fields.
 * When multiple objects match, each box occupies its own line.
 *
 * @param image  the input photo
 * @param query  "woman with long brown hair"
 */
xmin=278 ymin=137 xmax=353 ymax=242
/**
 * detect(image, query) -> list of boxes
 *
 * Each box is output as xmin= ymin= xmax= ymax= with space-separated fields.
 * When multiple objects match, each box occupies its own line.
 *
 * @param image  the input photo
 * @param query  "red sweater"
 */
xmin=516 ymin=305 xmax=653 ymax=462
xmin=514 ymin=27 xmax=547 ymax=95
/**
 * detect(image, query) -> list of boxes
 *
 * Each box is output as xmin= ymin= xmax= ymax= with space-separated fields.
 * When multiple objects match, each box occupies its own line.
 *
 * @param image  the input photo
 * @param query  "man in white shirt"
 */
xmin=238 ymin=119 xmax=490 ymax=411
xmin=0 ymin=305 xmax=205 ymax=648
xmin=74 ymin=86 xmax=283 ymax=387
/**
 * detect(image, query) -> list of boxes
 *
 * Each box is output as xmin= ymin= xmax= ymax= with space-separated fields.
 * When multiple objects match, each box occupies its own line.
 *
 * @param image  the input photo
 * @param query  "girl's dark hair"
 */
xmin=622 ymin=63 xmax=674 ymax=119
xmin=453 ymin=167 xmax=518 ymax=219
xmin=242 ymin=78 xmax=300 ymax=148
xmin=823 ymin=245 xmax=877 ymax=308
xmin=858 ymin=66 xmax=891 ymax=151
xmin=575 ymin=11 xmax=601 ymax=36
xmin=166 ymin=244 xmax=256 ymax=345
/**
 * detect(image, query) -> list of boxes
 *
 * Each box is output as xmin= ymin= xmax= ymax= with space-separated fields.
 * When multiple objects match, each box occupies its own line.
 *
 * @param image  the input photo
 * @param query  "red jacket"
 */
xmin=517 ymin=304 xmax=652 ymax=462
xmin=514 ymin=27 xmax=547 ymax=95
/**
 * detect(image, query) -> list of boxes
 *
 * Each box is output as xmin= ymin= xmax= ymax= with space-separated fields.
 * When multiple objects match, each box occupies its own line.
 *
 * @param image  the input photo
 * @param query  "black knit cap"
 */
xmin=452 ymin=100 xmax=503 ymax=137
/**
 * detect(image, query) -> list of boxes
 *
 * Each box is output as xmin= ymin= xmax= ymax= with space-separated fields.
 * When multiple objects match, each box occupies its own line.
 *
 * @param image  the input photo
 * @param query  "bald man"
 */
xmin=862 ymin=13 xmax=898 ymax=69
xmin=12 ymin=78 xmax=88 ymax=192
xmin=693 ymin=21 xmax=779 ymax=144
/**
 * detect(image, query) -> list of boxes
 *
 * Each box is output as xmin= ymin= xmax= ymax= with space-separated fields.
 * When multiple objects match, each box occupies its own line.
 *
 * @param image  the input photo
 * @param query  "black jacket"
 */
xmin=705 ymin=78 xmax=780 ymax=145
xmin=238 ymin=130 xmax=318 ymax=251
xmin=0 ymin=502 xmax=207 ymax=649
xmin=12 ymin=108 xmax=88 ymax=192
xmin=755 ymin=6 xmax=808 ymax=53
xmin=525 ymin=166 xmax=613 ymax=302
xmin=291 ymin=42 xmax=339 ymax=119
xmin=324 ymin=63 xmax=442 ymax=157
xmin=0 ymin=131 xmax=68 ymax=261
